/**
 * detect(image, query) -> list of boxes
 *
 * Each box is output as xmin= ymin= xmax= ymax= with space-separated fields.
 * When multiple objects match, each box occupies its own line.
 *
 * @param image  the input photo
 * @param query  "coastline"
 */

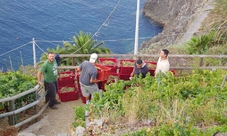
xmin=140 ymin=0 xmax=214 ymax=52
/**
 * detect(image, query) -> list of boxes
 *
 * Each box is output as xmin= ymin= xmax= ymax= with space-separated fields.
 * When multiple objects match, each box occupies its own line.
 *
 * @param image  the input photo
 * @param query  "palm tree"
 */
xmin=38 ymin=45 xmax=67 ymax=66
xmin=63 ymin=31 xmax=111 ymax=65
xmin=39 ymin=31 xmax=111 ymax=66
xmin=186 ymin=31 xmax=215 ymax=54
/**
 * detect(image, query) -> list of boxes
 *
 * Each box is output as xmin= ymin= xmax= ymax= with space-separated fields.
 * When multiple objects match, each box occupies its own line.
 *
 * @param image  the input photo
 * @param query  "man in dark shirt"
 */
xmin=76 ymin=53 xmax=100 ymax=104
xmin=130 ymin=59 xmax=149 ymax=78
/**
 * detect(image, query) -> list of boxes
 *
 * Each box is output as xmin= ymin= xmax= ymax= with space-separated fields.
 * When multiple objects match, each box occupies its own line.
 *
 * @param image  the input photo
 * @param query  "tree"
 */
xmin=63 ymin=31 xmax=111 ymax=65
xmin=39 ymin=31 xmax=111 ymax=66
xmin=186 ymin=31 xmax=215 ymax=54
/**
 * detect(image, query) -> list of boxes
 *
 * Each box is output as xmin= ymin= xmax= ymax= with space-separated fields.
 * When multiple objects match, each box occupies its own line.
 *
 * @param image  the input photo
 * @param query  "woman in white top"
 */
xmin=155 ymin=49 xmax=170 ymax=76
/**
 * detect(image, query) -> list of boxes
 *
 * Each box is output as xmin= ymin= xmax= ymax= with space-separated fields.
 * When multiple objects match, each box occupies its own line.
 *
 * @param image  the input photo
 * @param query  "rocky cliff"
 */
xmin=141 ymin=0 xmax=213 ymax=50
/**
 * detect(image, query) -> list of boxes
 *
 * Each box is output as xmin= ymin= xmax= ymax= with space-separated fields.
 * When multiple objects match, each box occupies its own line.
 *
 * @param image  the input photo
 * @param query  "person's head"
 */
xmin=160 ymin=49 xmax=169 ymax=59
xmin=47 ymin=52 xmax=55 ymax=63
xmin=89 ymin=53 xmax=98 ymax=63
xmin=136 ymin=59 xmax=143 ymax=69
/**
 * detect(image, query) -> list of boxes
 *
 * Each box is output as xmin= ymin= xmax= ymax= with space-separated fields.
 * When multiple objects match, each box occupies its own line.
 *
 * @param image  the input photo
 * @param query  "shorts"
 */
xmin=80 ymin=82 xmax=99 ymax=97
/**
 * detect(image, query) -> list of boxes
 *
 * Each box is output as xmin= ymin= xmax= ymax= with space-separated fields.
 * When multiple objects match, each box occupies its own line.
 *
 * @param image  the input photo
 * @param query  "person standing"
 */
xmin=76 ymin=53 xmax=100 ymax=104
xmin=155 ymin=49 xmax=170 ymax=76
xmin=37 ymin=52 xmax=61 ymax=109
xmin=130 ymin=58 xmax=149 ymax=78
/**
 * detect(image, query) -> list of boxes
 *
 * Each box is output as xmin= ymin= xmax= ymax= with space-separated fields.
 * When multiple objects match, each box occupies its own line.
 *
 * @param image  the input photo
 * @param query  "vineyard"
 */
xmin=0 ymin=71 xmax=37 ymax=110
xmin=73 ymin=69 xmax=227 ymax=135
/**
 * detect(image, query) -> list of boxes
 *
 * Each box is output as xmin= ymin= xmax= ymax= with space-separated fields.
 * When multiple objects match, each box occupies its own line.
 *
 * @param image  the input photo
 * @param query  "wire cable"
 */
xmin=0 ymin=42 xmax=32 ymax=57
xmin=35 ymin=43 xmax=47 ymax=54
xmin=71 ymin=0 xmax=122 ymax=54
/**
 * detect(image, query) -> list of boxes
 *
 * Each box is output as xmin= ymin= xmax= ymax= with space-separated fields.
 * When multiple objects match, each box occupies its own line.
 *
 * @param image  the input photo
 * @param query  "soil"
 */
xmin=19 ymin=97 xmax=84 ymax=136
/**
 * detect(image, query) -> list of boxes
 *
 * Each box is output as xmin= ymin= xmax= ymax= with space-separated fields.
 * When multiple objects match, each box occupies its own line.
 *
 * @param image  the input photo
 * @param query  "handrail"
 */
xmin=0 ymin=84 xmax=47 ymax=128
xmin=14 ymin=102 xmax=49 ymax=128
xmin=0 ymin=84 xmax=40 ymax=103
xmin=59 ymin=54 xmax=227 ymax=58
xmin=0 ymin=90 xmax=46 ymax=118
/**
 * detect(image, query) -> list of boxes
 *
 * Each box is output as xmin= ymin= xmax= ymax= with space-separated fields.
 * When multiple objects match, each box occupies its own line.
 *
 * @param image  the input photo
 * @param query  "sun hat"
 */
xmin=89 ymin=53 xmax=98 ymax=63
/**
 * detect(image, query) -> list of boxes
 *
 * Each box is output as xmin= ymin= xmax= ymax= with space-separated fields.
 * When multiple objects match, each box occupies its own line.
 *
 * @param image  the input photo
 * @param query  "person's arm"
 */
xmin=130 ymin=67 xmax=135 ymax=77
xmin=37 ymin=71 xmax=43 ymax=86
xmin=90 ymin=70 xmax=100 ymax=83
xmin=90 ymin=77 xmax=100 ymax=83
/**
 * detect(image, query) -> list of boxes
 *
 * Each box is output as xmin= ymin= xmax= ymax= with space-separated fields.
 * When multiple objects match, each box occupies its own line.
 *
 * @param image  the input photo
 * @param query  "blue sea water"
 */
xmin=0 ymin=0 xmax=162 ymax=71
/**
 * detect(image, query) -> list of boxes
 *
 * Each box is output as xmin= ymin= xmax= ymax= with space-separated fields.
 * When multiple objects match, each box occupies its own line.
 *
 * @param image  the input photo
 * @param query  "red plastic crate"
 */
xmin=98 ymin=58 xmax=118 ymax=66
xmin=170 ymin=70 xmax=176 ymax=76
xmin=76 ymin=73 xmax=81 ymax=93
xmin=58 ymin=85 xmax=78 ymax=102
xmin=98 ymin=73 xmax=119 ymax=91
xmin=119 ymin=74 xmax=131 ymax=80
xmin=95 ymin=64 xmax=111 ymax=81
xmin=58 ymin=71 xmax=75 ymax=88
xmin=119 ymin=59 xmax=135 ymax=75
xmin=149 ymin=69 xmax=155 ymax=76
xmin=145 ymin=61 xmax=157 ymax=70
xmin=81 ymin=94 xmax=92 ymax=104
xmin=98 ymin=58 xmax=118 ymax=74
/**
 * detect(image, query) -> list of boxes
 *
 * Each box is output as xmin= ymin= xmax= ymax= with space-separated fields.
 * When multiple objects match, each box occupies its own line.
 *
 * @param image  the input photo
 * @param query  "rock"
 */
xmin=73 ymin=126 xmax=85 ymax=136
xmin=141 ymin=0 xmax=214 ymax=49
xmin=57 ymin=133 xmax=68 ymax=136
xmin=17 ymin=132 xmax=36 ymax=136
xmin=19 ymin=116 xmax=50 ymax=134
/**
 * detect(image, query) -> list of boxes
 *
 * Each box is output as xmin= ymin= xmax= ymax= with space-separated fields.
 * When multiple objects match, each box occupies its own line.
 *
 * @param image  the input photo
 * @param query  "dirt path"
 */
xmin=19 ymin=98 xmax=84 ymax=136
xmin=178 ymin=1 xmax=214 ymax=44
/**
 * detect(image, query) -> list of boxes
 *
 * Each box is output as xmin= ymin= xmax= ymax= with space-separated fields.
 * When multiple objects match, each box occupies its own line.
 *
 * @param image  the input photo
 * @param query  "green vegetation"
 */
xmin=73 ymin=106 xmax=86 ymax=127
xmin=0 ymin=71 xmax=37 ymax=109
xmin=39 ymin=31 xmax=111 ymax=66
xmin=74 ymin=69 xmax=227 ymax=135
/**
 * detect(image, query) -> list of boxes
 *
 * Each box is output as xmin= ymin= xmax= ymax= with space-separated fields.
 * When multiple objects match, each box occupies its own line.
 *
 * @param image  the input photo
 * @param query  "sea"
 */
xmin=0 ymin=0 xmax=162 ymax=71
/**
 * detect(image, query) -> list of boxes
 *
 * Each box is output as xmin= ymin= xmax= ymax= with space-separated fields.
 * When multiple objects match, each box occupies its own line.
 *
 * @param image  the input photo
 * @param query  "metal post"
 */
xmin=134 ymin=0 xmax=140 ymax=55
xmin=9 ymin=56 xmax=13 ymax=71
xmin=32 ymin=38 xmax=36 ymax=68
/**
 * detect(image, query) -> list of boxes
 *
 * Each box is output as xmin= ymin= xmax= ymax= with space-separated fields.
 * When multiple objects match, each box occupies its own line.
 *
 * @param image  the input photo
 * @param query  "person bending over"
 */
xmin=130 ymin=58 xmax=149 ymax=78
xmin=76 ymin=53 xmax=101 ymax=104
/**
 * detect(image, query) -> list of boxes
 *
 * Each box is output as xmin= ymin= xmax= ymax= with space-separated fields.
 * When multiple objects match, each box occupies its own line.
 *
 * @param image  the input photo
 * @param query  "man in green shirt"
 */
xmin=37 ymin=52 xmax=60 ymax=109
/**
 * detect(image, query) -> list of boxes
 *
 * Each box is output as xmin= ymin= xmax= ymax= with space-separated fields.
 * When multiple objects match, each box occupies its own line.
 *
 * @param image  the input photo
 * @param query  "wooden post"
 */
xmin=199 ymin=58 xmax=204 ymax=67
xmin=8 ymin=100 xmax=16 ymax=125
xmin=34 ymin=90 xmax=38 ymax=122
xmin=72 ymin=57 xmax=75 ymax=73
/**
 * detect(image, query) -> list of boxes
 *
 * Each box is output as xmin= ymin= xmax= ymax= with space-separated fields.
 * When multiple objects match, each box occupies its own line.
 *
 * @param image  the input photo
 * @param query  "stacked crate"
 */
xmin=119 ymin=59 xmax=135 ymax=80
xmin=145 ymin=61 xmax=157 ymax=76
xmin=58 ymin=71 xmax=78 ymax=102
xmin=76 ymin=64 xmax=112 ymax=103
xmin=98 ymin=58 xmax=119 ymax=91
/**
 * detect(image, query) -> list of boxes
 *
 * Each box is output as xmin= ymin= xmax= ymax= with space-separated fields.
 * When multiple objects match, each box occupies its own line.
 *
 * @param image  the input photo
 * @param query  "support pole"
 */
xmin=32 ymin=38 xmax=36 ymax=68
xmin=9 ymin=56 xmax=13 ymax=71
xmin=20 ymin=51 xmax=25 ymax=74
xmin=134 ymin=0 xmax=140 ymax=55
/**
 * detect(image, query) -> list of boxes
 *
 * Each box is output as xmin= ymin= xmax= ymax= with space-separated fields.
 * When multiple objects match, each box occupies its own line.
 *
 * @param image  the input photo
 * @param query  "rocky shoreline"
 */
xmin=140 ymin=0 xmax=213 ymax=51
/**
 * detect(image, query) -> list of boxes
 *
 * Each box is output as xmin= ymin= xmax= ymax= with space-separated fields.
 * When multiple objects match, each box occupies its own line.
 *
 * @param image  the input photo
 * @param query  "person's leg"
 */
xmin=44 ymin=81 xmax=49 ymax=103
xmin=54 ymin=81 xmax=61 ymax=104
xmin=48 ymin=82 xmax=57 ymax=108
xmin=80 ymin=83 xmax=91 ymax=104
xmin=86 ymin=84 xmax=101 ymax=99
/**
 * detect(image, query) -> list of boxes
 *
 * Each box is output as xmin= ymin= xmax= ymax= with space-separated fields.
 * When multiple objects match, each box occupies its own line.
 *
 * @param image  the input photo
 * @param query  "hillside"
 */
xmin=140 ymin=0 xmax=214 ymax=50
